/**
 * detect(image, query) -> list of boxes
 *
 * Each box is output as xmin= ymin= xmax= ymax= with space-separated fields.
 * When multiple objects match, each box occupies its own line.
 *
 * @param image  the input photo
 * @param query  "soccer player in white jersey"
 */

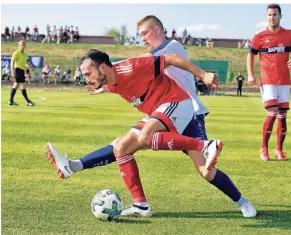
xmin=45 ymin=15 xmax=256 ymax=218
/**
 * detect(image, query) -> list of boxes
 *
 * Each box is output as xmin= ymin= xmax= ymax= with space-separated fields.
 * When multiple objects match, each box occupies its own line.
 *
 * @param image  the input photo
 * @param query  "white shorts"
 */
xmin=260 ymin=85 xmax=290 ymax=110
xmin=131 ymin=98 xmax=194 ymax=135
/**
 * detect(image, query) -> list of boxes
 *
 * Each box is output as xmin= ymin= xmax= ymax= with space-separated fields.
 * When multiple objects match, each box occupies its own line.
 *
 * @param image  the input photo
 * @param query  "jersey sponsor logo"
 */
xmin=267 ymin=44 xmax=285 ymax=53
xmin=116 ymin=64 xmax=133 ymax=74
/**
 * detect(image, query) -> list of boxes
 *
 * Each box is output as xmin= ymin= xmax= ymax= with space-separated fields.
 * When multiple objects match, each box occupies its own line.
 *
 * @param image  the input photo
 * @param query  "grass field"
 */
xmin=2 ymin=86 xmax=291 ymax=235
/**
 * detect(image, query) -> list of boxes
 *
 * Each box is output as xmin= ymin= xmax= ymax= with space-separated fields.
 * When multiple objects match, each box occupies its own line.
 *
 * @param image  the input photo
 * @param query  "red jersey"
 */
xmin=250 ymin=27 xmax=291 ymax=85
xmin=107 ymin=56 xmax=189 ymax=115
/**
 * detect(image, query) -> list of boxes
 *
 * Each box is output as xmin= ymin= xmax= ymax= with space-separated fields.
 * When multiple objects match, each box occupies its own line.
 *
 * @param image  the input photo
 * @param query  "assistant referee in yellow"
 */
xmin=9 ymin=40 xmax=35 ymax=106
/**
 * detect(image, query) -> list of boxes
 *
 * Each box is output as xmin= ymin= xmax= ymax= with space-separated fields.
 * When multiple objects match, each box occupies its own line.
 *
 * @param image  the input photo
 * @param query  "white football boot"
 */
xmin=46 ymin=143 xmax=73 ymax=179
xmin=239 ymin=200 xmax=257 ymax=218
xmin=202 ymin=139 xmax=223 ymax=170
xmin=120 ymin=204 xmax=153 ymax=218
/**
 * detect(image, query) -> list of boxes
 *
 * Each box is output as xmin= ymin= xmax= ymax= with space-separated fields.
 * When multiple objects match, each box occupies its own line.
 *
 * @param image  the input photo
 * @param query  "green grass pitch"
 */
xmin=2 ymin=86 xmax=291 ymax=235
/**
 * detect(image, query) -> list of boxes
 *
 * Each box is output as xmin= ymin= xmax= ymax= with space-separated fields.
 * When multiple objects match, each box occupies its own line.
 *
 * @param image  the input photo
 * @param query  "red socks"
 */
xmin=276 ymin=112 xmax=287 ymax=150
xmin=116 ymin=155 xmax=146 ymax=203
xmin=149 ymin=132 xmax=204 ymax=151
xmin=262 ymin=111 xmax=277 ymax=149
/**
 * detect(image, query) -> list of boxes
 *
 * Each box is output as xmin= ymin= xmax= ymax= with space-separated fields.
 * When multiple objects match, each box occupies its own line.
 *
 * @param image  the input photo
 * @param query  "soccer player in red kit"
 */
xmin=247 ymin=4 xmax=291 ymax=161
xmin=79 ymin=50 xmax=222 ymax=165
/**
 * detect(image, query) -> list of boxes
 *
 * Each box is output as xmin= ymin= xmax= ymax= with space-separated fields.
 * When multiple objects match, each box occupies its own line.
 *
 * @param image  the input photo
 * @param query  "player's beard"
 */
xmin=97 ymin=71 xmax=107 ymax=86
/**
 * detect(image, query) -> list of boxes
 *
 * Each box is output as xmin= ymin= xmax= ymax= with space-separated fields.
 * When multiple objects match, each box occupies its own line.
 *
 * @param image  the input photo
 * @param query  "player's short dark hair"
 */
xmin=267 ymin=3 xmax=281 ymax=15
xmin=78 ymin=49 xmax=113 ymax=68
xmin=137 ymin=15 xmax=164 ymax=31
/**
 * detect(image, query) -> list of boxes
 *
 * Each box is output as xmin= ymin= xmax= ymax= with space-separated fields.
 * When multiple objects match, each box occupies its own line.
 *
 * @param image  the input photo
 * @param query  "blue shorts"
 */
xmin=181 ymin=114 xmax=208 ymax=155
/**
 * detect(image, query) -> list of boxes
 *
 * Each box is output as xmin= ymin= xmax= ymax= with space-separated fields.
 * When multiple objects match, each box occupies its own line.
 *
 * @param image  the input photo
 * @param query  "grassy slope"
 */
xmin=2 ymin=87 xmax=291 ymax=235
xmin=1 ymin=42 xmax=260 ymax=79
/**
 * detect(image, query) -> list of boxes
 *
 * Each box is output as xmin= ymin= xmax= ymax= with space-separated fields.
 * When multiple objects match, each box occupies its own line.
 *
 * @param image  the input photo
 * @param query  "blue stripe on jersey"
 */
xmin=249 ymin=47 xmax=259 ymax=55
xmin=154 ymin=56 xmax=161 ymax=78
xmin=150 ymin=39 xmax=172 ymax=54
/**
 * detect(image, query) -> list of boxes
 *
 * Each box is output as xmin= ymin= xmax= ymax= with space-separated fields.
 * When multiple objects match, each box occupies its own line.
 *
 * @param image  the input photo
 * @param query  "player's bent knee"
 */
xmin=113 ymin=141 xmax=130 ymax=158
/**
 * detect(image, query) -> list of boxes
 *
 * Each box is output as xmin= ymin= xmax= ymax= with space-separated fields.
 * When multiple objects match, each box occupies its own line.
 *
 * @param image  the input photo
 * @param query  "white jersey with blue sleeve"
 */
xmin=150 ymin=39 xmax=209 ymax=116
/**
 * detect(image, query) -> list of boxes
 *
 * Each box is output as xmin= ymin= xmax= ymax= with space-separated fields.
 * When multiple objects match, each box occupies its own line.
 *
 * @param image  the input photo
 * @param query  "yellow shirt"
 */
xmin=11 ymin=49 xmax=29 ymax=70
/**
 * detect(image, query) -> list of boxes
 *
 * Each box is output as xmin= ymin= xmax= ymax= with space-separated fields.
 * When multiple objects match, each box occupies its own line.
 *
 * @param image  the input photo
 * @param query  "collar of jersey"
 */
xmin=150 ymin=39 xmax=172 ymax=55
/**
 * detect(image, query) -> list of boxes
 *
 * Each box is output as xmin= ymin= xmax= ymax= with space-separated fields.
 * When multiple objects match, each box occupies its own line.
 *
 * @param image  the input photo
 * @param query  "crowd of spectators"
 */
xmin=3 ymin=25 xmax=80 ymax=44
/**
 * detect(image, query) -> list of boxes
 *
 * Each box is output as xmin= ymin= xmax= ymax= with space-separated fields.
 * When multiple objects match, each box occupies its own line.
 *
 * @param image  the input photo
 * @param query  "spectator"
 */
xmin=67 ymin=31 xmax=73 ymax=44
xmin=182 ymin=28 xmax=188 ymax=44
xmin=53 ymin=65 xmax=61 ymax=84
xmin=2 ymin=66 xmax=10 ymax=80
xmin=42 ymin=64 xmax=51 ymax=83
xmin=52 ymin=25 xmax=57 ymax=42
xmin=238 ymin=41 xmax=242 ymax=49
xmin=74 ymin=67 xmax=81 ymax=85
xmin=42 ymin=25 xmax=51 ymax=43
xmin=11 ymin=26 xmax=15 ymax=40
xmin=244 ymin=39 xmax=250 ymax=48
xmin=62 ymin=67 xmax=71 ymax=82
xmin=164 ymin=28 xmax=168 ymax=39
xmin=171 ymin=28 xmax=176 ymax=38
xmin=17 ymin=26 xmax=21 ymax=35
xmin=33 ymin=25 xmax=39 ymax=40
xmin=73 ymin=26 xmax=80 ymax=41
xmin=236 ymin=72 xmax=245 ymax=96
xmin=56 ymin=28 xmax=61 ymax=44
xmin=4 ymin=26 xmax=10 ymax=39
xmin=24 ymin=26 xmax=30 ymax=41
xmin=25 ymin=64 xmax=32 ymax=84
xmin=206 ymin=38 xmax=214 ymax=48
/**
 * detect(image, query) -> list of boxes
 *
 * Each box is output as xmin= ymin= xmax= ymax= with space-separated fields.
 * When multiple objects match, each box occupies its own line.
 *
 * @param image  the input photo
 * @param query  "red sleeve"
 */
xmin=249 ymin=34 xmax=260 ymax=54
xmin=131 ymin=56 xmax=165 ymax=80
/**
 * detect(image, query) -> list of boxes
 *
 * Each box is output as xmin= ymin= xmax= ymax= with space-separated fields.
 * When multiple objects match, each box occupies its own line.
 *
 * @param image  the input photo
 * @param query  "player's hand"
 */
xmin=86 ymin=85 xmax=109 ymax=95
xmin=287 ymin=60 xmax=291 ymax=70
xmin=202 ymin=72 xmax=218 ymax=89
xmin=248 ymin=75 xmax=256 ymax=86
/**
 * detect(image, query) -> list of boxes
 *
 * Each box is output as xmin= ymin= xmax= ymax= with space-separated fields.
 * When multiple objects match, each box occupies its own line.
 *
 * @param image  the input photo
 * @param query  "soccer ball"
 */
xmin=91 ymin=189 xmax=123 ymax=221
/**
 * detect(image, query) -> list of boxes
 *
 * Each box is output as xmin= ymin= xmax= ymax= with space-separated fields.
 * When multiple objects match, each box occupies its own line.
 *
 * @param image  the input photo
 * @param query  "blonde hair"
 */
xmin=137 ymin=15 xmax=164 ymax=31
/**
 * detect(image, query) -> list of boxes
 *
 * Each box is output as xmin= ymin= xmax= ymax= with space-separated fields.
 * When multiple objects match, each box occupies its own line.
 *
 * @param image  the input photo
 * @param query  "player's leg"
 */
xmin=137 ymin=100 xmax=223 ymax=170
xmin=184 ymin=115 xmax=256 ymax=217
xmin=114 ymin=131 xmax=153 ymax=217
xmin=45 ymin=117 xmax=148 ymax=179
xmin=275 ymin=85 xmax=290 ymax=160
xmin=8 ymin=81 xmax=20 ymax=105
xmin=19 ymin=82 xmax=35 ymax=106
xmin=46 ymin=137 xmax=122 ymax=179
xmin=260 ymin=85 xmax=279 ymax=161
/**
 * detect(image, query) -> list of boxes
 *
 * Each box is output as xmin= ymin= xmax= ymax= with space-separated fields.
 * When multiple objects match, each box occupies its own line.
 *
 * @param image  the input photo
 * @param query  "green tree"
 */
xmin=105 ymin=25 xmax=128 ymax=45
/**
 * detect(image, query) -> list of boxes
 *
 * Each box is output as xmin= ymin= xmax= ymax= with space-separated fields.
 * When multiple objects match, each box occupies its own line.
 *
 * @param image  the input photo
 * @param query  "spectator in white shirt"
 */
xmin=53 ymin=65 xmax=61 ymax=84
xmin=42 ymin=64 xmax=51 ymax=83
xmin=74 ymin=67 xmax=82 ymax=85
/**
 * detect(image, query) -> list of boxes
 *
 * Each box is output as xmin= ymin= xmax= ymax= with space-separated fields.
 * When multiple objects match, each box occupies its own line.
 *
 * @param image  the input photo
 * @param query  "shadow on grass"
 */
xmin=154 ymin=210 xmax=291 ymax=230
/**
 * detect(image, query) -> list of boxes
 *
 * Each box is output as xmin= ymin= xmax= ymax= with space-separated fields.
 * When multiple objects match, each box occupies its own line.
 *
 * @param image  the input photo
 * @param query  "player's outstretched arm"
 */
xmin=247 ymin=52 xmax=256 ymax=86
xmin=163 ymin=54 xmax=218 ymax=88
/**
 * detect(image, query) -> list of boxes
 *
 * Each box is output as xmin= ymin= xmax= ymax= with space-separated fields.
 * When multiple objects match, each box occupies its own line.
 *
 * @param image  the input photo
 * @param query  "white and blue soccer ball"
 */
xmin=91 ymin=189 xmax=123 ymax=221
